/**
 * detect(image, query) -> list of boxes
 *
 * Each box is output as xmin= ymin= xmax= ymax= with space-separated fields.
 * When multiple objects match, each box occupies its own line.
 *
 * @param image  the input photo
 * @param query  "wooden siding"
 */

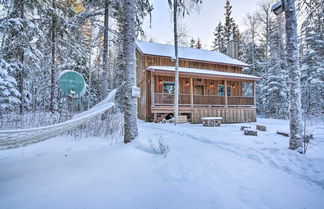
xmin=151 ymin=106 xmax=256 ymax=123
xmin=192 ymin=107 xmax=256 ymax=123
xmin=153 ymin=75 xmax=248 ymax=97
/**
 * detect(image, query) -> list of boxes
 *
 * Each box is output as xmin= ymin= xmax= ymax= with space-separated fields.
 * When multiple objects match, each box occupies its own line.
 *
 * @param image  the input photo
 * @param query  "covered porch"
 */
xmin=148 ymin=66 xmax=260 ymax=108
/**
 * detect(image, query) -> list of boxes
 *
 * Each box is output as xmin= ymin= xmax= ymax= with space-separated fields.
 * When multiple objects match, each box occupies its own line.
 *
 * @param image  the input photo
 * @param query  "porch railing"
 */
xmin=228 ymin=96 xmax=254 ymax=106
xmin=154 ymin=93 xmax=254 ymax=106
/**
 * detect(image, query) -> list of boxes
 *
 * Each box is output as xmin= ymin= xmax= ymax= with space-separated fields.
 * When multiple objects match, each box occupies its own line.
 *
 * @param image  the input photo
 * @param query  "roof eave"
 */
xmin=147 ymin=67 xmax=261 ymax=81
xmin=138 ymin=51 xmax=249 ymax=68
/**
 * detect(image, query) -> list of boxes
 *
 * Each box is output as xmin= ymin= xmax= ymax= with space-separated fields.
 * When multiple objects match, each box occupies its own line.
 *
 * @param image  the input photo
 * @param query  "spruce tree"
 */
xmin=196 ymin=38 xmax=202 ymax=49
xmin=212 ymin=21 xmax=225 ymax=52
xmin=190 ymin=37 xmax=195 ymax=48
xmin=223 ymin=0 xmax=235 ymax=43
xmin=262 ymin=19 xmax=288 ymax=119
xmin=300 ymin=1 xmax=324 ymax=117
xmin=0 ymin=0 xmax=45 ymax=114
xmin=0 ymin=58 xmax=20 ymax=114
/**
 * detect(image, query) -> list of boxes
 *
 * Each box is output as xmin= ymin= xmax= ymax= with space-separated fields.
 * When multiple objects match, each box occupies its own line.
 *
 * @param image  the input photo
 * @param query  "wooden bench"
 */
xmin=201 ymin=117 xmax=223 ymax=127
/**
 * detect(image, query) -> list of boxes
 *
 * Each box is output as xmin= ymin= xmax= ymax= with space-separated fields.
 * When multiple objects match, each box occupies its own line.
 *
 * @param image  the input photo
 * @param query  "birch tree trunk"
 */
xmin=101 ymin=1 xmax=110 ymax=99
xmin=173 ymin=0 xmax=179 ymax=125
xmin=284 ymin=0 xmax=303 ymax=150
xmin=50 ymin=0 xmax=58 ymax=113
xmin=123 ymin=0 xmax=138 ymax=143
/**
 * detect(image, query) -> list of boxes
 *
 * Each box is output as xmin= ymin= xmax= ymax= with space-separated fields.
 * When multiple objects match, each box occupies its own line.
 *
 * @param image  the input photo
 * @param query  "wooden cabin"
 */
xmin=136 ymin=41 xmax=261 ymax=123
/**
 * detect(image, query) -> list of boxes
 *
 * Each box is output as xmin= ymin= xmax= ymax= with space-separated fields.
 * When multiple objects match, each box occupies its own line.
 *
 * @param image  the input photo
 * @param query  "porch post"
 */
xmin=151 ymin=71 xmax=155 ymax=107
xmin=190 ymin=77 xmax=193 ymax=107
xmin=253 ymin=81 xmax=256 ymax=106
xmin=224 ymin=80 xmax=228 ymax=107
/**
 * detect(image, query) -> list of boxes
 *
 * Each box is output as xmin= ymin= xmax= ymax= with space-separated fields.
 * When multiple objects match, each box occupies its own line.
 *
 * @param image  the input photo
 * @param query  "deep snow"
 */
xmin=0 ymin=118 xmax=323 ymax=209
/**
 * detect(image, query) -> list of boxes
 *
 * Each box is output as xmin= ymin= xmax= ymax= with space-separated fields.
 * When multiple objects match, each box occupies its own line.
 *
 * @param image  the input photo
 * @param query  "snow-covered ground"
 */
xmin=0 ymin=118 xmax=323 ymax=209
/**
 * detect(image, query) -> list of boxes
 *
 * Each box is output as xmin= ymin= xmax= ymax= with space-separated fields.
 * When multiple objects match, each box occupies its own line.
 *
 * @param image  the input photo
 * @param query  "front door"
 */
xmin=195 ymin=85 xmax=204 ymax=95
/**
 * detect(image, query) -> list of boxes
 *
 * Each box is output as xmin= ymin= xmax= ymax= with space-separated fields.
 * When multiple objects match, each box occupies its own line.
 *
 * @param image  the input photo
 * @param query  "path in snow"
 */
xmin=138 ymin=120 xmax=324 ymax=190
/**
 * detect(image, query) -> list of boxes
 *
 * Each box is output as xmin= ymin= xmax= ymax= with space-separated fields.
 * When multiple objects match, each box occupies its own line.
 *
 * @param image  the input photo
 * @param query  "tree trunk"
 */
xmin=101 ymin=1 xmax=110 ymax=99
xmin=284 ymin=0 xmax=303 ymax=150
xmin=123 ymin=0 xmax=138 ymax=143
xmin=18 ymin=0 xmax=24 ymax=115
xmin=173 ymin=0 xmax=179 ymax=125
xmin=50 ymin=0 xmax=58 ymax=113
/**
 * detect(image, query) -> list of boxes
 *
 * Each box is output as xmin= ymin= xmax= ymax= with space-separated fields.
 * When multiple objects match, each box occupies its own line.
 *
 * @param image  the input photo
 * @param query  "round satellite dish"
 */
xmin=59 ymin=70 xmax=86 ymax=97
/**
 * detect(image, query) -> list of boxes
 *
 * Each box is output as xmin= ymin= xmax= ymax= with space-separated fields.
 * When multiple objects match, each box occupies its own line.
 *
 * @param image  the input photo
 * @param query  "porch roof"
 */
xmin=147 ymin=66 xmax=261 ymax=81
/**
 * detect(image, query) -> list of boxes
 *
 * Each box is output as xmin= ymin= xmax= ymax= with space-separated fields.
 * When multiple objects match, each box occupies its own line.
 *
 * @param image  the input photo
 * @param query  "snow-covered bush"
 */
xmin=148 ymin=137 xmax=169 ymax=157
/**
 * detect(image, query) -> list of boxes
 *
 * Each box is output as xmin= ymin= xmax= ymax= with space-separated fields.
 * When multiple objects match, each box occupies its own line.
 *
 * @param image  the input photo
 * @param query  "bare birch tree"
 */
xmin=284 ymin=0 xmax=303 ymax=150
xmin=168 ymin=0 xmax=202 ymax=125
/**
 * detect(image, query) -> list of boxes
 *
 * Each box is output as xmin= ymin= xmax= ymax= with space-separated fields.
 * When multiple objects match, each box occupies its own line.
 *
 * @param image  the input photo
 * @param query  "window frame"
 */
xmin=218 ymin=85 xmax=231 ymax=96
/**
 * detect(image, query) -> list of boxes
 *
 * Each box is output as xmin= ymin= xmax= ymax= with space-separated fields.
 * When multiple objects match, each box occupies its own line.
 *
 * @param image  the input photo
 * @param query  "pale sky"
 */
xmin=142 ymin=0 xmax=262 ymax=49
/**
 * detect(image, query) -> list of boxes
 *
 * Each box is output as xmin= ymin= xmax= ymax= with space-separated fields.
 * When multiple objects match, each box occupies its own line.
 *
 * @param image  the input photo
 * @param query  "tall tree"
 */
xmin=83 ymin=0 xmax=113 ymax=100
xmin=244 ymin=13 xmax=258 ymax=71
xmin=172 ymin=0 xmax=180 ymax=125
xmin=284 ymin=0 xmax=303 ymax=150
xmin=255 ymin=0 xmax=274 ymax=59
xmin=101 ymin=0 xmax=110 ymax=99
xmin=0 ymin=58 xmax=20 ymax=114
xmin=114 ymin=0 xmax=152 ymax=142
xmin=189 ymin=37 xmax=195 ymax=48
xmin=168 ymin=0 xmax=202 ymax=125
xmin=122 ymin=0 xmax=137 ymax=143
xmin=0 ymin=0 xmax=44 ymax=114
xmin=261 ymin=17 xmax=289 ymax=119
xmin=223 ymin=0 xmax=235 ymax=43
xmin=300 ymin=0 xmax=324 ymax=117
xmin=212 ymin=21 xmax=225 ymax=52
xmin=50 ymin=0 xmax=58 ymax=112
xmin=196 ymin=37 xmax=202 ymax=49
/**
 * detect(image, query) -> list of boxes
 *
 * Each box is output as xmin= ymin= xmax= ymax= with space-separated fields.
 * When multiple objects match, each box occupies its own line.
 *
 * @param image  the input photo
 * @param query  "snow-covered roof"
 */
xmin=147 ymin=66 xmax=261 ymax=81
xmin=136 ymin=41 xmax=249 ymax=67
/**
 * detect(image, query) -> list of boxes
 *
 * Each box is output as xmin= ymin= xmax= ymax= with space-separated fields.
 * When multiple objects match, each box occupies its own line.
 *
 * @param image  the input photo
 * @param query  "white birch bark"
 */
xmin=173 ymin=0 xmax=179 ymax=125
xmin=123 ymin=0 xmax=138 ymax=143
xmin=284 ymin=0 xmax=303 ymax=150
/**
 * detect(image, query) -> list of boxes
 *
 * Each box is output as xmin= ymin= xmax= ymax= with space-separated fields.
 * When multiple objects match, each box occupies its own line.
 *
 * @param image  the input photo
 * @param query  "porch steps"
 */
xmin=154 ymin=113 xmax=169 ymax=123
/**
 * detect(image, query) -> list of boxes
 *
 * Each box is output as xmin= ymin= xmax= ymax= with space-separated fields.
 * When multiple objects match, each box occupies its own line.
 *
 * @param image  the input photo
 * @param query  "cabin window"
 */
xmin=242 ymin=82 xmax=253 ymax=97
xmin=163 ymin=82 xmax=175 ymax=94
xmin=218 ymin=85 xmax=231 ymax=96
